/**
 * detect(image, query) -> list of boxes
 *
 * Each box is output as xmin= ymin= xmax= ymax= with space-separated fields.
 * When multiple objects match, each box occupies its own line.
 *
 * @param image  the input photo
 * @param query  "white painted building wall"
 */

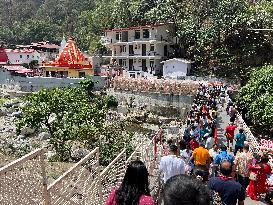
xmin=162 ymin=59 xmax=191 ymax=77
xmin=6 ymin=50 xmax=59 ymax=65
xmin=6 ymin=50 xmax=41 ymax=64
xmin=39 ymin=52 xmax=58 ymax=62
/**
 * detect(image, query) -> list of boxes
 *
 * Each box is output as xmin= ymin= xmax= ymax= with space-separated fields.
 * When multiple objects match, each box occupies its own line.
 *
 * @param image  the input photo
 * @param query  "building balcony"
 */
xmin=101 ymin=36 xmax=174 ymax=46
xmin=112 ymin=54 xmax=162 ymax=60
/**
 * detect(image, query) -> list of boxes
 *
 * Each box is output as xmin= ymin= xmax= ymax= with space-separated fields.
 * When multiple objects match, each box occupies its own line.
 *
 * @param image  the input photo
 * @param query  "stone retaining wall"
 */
xmin=0 ymin=69 xmax=107 ymax=92
xmin=110 ymin=89 xmax=193 ymax=118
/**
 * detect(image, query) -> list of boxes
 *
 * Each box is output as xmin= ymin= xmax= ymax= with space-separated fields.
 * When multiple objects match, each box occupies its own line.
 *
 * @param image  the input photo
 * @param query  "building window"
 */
xmin=122 ymin=59 xmax=127 ymax=67
xmin=122 ymin=45 xmax=126 ymax=53
xmin=63 ymin=71 xmax=68 ymax=78
xmin=79 ymin=71 xmax=86 ymax=78
xmin=150 ymin=44 xmax=154 ymax=52
xmin=135 ymin=30 xmax=140 ymax=39
xmin=20 ymin=55 xmax=22 ymax=58
xmin=143 ymin=29 xmax=150 ymax=38
xmin=116 ymin=32 xmax=120 ymax=40
xmin=150 ymin=60 xmax=154 ymax=68
xmin=27 ymin=55 xmax=29 ymax=59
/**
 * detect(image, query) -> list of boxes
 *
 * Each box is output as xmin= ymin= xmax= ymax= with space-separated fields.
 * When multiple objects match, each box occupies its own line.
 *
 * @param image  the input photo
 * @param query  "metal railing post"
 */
xmin=40 ymin=149 xmax=50 ymax=205
xmin=96 ymin=149 xmax=103 ymax=205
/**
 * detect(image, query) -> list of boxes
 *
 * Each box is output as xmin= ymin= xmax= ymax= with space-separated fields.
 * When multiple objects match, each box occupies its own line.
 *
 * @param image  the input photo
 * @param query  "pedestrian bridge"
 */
xmin=0 ymin=106 xmax=269 ymax=204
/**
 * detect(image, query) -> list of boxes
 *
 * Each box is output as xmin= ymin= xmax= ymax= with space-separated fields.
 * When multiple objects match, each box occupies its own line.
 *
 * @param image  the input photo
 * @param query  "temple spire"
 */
xmin=60 ymin=34 xmax=67 ymax=53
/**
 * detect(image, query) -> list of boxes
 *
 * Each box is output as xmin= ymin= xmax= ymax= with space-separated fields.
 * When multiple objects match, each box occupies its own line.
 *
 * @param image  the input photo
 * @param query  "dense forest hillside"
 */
xmin=1 ymin=0 xmax=273 ymax=78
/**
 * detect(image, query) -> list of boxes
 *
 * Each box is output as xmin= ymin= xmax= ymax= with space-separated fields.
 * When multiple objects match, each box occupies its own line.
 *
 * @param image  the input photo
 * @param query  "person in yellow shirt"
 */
xmin=190 ymin=143 xmax=211 ymax=181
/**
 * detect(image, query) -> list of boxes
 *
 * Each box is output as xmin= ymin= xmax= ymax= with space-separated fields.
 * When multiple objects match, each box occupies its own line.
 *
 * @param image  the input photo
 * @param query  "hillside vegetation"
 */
xmin=1 ymin=0 xmax=273 ymax=79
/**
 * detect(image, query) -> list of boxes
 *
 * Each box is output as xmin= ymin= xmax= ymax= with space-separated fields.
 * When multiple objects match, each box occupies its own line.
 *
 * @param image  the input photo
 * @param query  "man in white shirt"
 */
xmin=160 ymin=144 xmax=185 ymax=183
xmin=205 ymin=133 xmax=214 ymax=150
xmin=209 ymin=144 xmax=218 ymax=177
xmin=209 ymin=144 xmax=218 ymax=161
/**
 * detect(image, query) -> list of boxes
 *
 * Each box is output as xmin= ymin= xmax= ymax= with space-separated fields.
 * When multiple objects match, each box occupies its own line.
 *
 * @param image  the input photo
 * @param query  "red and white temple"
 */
xmin=42 ymin=37 xmax=93 ymax=78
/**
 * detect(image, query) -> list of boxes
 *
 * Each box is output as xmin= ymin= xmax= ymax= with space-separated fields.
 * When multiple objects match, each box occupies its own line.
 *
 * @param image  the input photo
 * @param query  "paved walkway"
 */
xmin=216 ymin=106 xmax=267 ymax=205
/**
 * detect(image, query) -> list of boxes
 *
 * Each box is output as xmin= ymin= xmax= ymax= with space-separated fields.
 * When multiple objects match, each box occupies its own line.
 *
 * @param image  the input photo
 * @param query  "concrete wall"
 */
xmin=163 ymin=60 xmax=190 ymax=77
xmin=109 ymin=89 xmax=194 ymax=118
xmin=0 ymin=69 xmax=107 ymax=92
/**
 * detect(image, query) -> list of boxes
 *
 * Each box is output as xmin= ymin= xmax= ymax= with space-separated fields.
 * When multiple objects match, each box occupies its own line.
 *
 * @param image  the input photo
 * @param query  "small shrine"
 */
xmin=42 ymin=37 xmax=93 ymax=78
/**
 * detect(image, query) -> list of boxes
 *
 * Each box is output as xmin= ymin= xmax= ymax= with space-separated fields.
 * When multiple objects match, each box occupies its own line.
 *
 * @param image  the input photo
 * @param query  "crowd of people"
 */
xmin=111 ymin=77 xmax=199 ymax=95
xmin=105 ymin=82 xmax=273 ymax=205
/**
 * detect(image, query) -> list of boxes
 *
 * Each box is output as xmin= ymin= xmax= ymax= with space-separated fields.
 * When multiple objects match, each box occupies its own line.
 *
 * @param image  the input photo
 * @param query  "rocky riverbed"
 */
xmin=0 ymin=87 xmax=186 ymax=170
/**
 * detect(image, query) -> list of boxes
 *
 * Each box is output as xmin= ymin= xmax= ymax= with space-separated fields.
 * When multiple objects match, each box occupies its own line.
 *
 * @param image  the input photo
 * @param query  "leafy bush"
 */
xmin=79 ymin=76 xmax=97 ymax=96
xmin=106 ymin=95 xmax=118 ymax=108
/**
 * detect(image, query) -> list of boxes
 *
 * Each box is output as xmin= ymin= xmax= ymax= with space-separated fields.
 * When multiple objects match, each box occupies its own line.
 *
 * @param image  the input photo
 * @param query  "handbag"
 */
xmin=249 ymin=172 xmax=257 ymax=181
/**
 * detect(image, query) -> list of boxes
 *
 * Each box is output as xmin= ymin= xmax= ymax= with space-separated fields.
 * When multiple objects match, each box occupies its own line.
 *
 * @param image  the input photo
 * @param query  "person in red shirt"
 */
xmin=225 ymin=122 xmax=237 ymax=148
xmin=190 ymin=136 xmax=199 ymax=151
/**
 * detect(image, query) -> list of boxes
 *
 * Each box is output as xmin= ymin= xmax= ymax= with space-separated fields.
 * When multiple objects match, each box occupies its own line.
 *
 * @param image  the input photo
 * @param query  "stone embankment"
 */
xmin=0 ymin=88 xmax=50 ymax=166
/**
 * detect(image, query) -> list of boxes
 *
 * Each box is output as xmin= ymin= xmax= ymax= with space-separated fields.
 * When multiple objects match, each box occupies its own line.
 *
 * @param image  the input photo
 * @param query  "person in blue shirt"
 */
xmin=214 ymin=146 xmax=234 ymax=176
xmin=234 ymin=128 xmax=246 ymax=155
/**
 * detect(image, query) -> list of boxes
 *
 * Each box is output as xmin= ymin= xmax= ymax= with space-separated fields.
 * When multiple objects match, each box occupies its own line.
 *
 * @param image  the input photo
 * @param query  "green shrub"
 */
xmin=106 ymin=95 xmax=118 ymax=108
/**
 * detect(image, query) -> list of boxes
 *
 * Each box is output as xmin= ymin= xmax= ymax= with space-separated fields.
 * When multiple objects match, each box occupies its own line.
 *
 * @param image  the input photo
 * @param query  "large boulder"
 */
xmin=12 ymin=102 xmax=21 ymax=108
xmin=48 ymin=113 xmax=57 ymax=124
xmin=20 ymin=127 xmax=35 ymax=135
xmin=19 ymin=102 xmax=32 ymax=108
xmin=38 ymin=132 xmax=51 ymax=140
xmin=17 ymin=135 xmax=26 ymax=140
xmin=71 ymin=148 xmax=90 ymax=161
xmin=0 ymin=108 xmax=7 ymax=116
xmin=3 ymin=102 xmax=13 ymax=108
xmin=11 ymin=111 xmax=22 ymax=118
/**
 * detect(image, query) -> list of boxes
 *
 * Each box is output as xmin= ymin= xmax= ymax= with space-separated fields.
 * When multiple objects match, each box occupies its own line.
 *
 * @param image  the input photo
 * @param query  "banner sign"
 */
xmin=260 ymin=139 xmax=273 ymax=149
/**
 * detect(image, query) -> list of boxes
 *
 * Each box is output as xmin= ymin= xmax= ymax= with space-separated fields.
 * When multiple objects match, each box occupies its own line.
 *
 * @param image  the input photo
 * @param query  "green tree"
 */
xmin=29 ymin=60 xmax=39 ymax=69
xmin=111 ymin=0 xmax=133 ymax=28
xmin=130 ymin=0 xmax=156 ymax=25
xmin=79 ymin=76 xmax=96 ymax=96
xmin=96 ymin=121 xmax=133 ymax=166
xmin=236 ymin=65 xmax=273 ymax=135
xmin=17 ymin=87 xmax=105 ymax=161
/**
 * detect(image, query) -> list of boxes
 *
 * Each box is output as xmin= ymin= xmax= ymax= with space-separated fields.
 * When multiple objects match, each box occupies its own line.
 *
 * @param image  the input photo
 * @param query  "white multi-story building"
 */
xmin=5 ymin=49 xmax=41 ymax=64
xmin=3 ymin=42 xmax=60 ymax=65
xmin=101 ymin=23 xmax=175 ymax=77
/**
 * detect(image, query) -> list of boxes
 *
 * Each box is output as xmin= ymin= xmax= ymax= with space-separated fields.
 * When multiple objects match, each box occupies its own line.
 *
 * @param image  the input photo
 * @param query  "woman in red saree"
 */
xmin=247 ymin=155 xmax=272 ymax=200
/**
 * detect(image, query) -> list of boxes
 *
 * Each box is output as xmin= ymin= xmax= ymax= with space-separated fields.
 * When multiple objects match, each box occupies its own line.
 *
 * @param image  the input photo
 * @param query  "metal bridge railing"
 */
xmin=0 ymin=131 xmax=163 ymax=205
xmin=0 ymin=148 xmax=46 ymax=205
xmin=47 ymin=148 xmax=100 ymax=205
